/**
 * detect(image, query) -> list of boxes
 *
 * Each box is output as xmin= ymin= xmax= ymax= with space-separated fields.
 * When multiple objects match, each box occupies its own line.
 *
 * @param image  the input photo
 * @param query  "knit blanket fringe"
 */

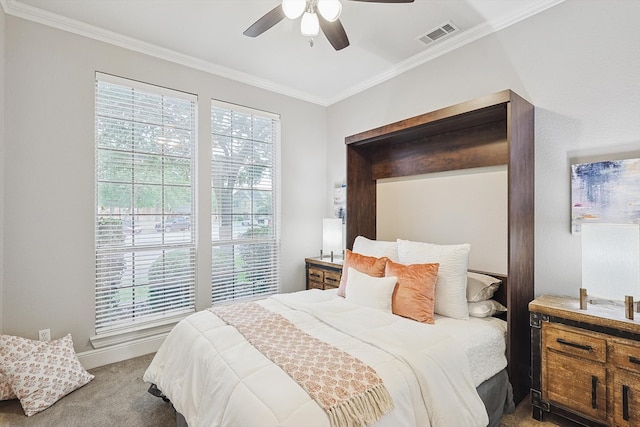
xmin=328 ymin=383 xmax=395 ymax=427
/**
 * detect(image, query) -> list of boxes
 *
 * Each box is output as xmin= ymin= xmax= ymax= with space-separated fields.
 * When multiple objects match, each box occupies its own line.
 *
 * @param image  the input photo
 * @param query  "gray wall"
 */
xmin=2 ymin=16 xmax=328 ymax=351
xmin=326 ymin=0 xmax=640 ymax=299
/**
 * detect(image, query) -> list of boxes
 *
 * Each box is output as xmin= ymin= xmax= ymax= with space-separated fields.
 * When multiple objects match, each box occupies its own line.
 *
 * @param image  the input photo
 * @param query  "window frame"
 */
xmin=210 ymin=99 xmax=282 ymax=305
xmin=93 ymin=72 xmax=198 ymax=344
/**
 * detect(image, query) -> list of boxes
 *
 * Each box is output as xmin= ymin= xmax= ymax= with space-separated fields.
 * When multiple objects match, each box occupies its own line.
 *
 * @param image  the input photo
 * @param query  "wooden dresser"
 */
xmin=530 ymin=295 xmax=640 ymax=426
xmin=305 ymin=257 xmax=342 ymax=290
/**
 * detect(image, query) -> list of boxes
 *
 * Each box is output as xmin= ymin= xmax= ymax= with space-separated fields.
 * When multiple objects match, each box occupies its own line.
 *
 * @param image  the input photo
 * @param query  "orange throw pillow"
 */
xmin=385 ymin=260 xmax=439 ymax=324
xmin=337 ymin=250 xmax=388 ymax=297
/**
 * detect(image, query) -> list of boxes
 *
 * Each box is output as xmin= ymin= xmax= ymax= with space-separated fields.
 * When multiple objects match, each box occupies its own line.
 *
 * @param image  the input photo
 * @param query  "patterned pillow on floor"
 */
xmin=0 ymin=335 xmax=54 ymax=400
xmin=0 ymin=334 xmax=94 ymax=416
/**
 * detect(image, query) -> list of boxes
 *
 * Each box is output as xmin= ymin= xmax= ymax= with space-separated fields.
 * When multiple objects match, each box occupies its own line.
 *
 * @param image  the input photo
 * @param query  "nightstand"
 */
xmin=305 ymin=257 xmax=343 ymax=290
xmin=530 ymin=294 xmax=640 ymax=426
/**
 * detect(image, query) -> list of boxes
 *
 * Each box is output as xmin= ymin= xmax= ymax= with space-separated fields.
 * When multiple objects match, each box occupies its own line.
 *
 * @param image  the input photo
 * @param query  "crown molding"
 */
xmin=2 ymin=0 xmax=564 ymax=107
xmin=326 ymin=0 xmax=564 ymax=105
xmin=1 ymin=0 xmax=327 ymax=105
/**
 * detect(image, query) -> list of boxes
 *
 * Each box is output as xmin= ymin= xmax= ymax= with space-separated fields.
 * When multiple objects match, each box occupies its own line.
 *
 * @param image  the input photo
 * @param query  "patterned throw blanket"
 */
xmin=210 ymin=302 xmax=394 ymax=427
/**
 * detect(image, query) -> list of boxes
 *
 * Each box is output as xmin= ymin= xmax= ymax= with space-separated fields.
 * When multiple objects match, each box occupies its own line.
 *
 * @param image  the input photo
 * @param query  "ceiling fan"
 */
xmin=243 ymin=0 xmax=414 ymax=51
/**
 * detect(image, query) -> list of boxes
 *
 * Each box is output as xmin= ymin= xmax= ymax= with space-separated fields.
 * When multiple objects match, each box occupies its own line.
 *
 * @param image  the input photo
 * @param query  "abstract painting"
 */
xmin=571 ymin=157 xmax=640 ymax=234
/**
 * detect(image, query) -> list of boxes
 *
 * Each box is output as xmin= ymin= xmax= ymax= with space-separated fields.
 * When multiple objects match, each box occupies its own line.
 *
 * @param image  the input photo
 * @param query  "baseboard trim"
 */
xmin=77 ymin=333 xmax=168 ymax=370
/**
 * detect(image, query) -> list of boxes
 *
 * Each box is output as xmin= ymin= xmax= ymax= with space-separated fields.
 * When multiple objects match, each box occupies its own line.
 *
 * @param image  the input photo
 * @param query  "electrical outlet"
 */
xmin=38 ymin=329 xmax=51 ymax=342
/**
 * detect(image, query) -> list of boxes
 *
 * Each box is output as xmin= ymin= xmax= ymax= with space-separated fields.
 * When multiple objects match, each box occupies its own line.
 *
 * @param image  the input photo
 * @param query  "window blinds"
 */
xmin=211 ymin=100 xmax=281 ymax=304
xmin=95 ymin=73 xmax=197 ymax=334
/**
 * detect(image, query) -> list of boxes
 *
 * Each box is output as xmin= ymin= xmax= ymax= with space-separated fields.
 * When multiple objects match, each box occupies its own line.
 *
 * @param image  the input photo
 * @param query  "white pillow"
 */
xmin=397 ymin=239 xmax=471 ymax=319
xmin=352 ymin=236 xmax=399 ymax=262
xmin=466 ymin=272 xmax=502 ymax=302
xmin=468 ymin=300 xmax=507 ymax=318
xmin=345 ymin=267 xmax=397 ymax=312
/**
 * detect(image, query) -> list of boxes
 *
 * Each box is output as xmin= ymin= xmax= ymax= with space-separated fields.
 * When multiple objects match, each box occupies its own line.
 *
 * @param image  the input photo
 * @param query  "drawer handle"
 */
xmin=325 ymin=276 xmax=339 ymax=284
xmin=623 ymin=385 xmax=630 ymax=421
xmin=629 ymin=356 xmax=640 ymax=365
xmin=591 ymin=376 xmax=598 ymax=409
xmin=557 ymin=338 xmax=593 ymax=352
xmin=310 ymin=273 xmax=322 ymax=280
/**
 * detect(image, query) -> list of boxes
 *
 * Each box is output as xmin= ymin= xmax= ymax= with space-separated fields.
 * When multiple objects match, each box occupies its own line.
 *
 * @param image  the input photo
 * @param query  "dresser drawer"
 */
xmin=543 ymin=323 xmax=607 ymax=363
xmin=308 ymin=280 xmax=323 ymax=290
xmin=305 ymin=258 xmax=343 ymax=291
xmin=544 ymin=351 xmax=607 ymax=421
xmin=323 ymin=271 xmax=341 ymax=289
xmin=612 ymin=340 xmax=640 ymax=374
xmin=613 ymin=369 xmax=640 ymax=427
xmin=308 ymin=268 xmax=324 ymax=283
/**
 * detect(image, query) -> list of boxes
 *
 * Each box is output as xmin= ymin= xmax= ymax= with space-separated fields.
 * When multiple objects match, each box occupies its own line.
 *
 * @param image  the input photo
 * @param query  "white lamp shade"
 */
xmin=282 ymin=0 xmax=306 ymax=19
xmin=317 ymin=0 xmax=342 ymax=22
xmin=582 ymin=223 xmax=640 ymax=300
xmin=300 ymin=11 xmax=320 ymax=37
xmin=323 ymin=218 xmax=343 ymax=255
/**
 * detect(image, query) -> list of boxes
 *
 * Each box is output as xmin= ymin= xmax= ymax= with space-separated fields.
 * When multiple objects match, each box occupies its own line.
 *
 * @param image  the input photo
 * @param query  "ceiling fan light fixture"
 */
xmin=282 ymin=0 xmax=306 ymax=19
xmin=300 ymin=11 xmax=320 ymax=37
xmin=317 ymin=0 xmax=342 ymax=22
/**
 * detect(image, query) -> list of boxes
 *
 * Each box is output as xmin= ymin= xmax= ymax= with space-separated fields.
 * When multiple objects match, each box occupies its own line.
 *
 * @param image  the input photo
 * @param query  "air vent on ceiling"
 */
xmin=417 ymin=21 xmax=460 ymax=46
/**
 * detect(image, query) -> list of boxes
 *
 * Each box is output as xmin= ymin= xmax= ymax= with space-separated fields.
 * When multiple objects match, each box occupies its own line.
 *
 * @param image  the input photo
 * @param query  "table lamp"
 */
xmin=581 ymin=222 xmax=640 ymax=319
xmin=322 ymin=218 xmax=343 ymax=262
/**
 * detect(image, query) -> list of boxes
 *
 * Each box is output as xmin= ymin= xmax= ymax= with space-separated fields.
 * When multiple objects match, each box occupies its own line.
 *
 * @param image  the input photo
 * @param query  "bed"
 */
xmin=144 ymin=236 xmax=514 ymax=426
xmin=144 ymin=90 xmax=534 ymax=427
xmin=343 ymin=90 xmax=535 ymax=404
xmin=144 ymin=282 xmax=512 ymax=427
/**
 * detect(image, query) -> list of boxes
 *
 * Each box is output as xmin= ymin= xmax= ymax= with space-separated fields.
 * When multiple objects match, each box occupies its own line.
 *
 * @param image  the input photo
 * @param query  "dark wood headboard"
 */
xmin=344 ymin=90 xmax=534 ymax=405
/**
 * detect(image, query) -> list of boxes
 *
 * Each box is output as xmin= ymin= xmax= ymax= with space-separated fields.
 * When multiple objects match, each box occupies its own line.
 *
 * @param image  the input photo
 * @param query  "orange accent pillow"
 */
xmin=337 ymin=250 xmax=388 ymax=297
xmin=385 ymin=260 xmax=439 ymax=324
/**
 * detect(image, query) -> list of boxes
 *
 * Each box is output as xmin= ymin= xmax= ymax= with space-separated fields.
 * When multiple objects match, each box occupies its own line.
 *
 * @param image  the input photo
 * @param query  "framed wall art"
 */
xmin=571 ymin=157 xmax=640 ymax=234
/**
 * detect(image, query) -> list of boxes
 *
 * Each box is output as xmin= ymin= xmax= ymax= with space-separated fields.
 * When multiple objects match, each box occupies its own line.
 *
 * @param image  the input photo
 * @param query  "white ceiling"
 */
xmin=2 ymin=0 xmax=563 ymax=105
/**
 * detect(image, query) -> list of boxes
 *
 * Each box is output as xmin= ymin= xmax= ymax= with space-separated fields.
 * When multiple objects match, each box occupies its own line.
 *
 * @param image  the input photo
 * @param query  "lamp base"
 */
xmin=319 ymin=250 xmax=344 ymax=263
xmin=580 ymin=288 xmax=587 ymax=310
xmin=626 ymin=295 xmax=635 ymax=320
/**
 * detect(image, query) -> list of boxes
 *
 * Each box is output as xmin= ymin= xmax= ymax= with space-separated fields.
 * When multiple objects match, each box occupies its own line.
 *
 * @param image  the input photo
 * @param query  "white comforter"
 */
xmin=144 ymin=290 xmax=490 ymax=427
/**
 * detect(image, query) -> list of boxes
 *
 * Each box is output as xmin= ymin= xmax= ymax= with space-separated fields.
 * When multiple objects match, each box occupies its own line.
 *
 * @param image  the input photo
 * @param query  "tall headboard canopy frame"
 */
xmin=345 ymin=89 xmax=534 ymax=404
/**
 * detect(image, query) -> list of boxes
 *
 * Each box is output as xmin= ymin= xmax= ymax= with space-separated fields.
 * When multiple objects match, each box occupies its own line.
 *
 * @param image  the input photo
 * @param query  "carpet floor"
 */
xmin=0 ymin=352 xmax=580 ymax=426
xmin=0 ymin=353 xmax=175 ymax=427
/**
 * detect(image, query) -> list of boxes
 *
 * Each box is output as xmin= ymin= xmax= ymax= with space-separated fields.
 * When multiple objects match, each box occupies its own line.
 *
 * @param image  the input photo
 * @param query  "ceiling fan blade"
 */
xmin=319 ymin=16 xmax=350 ymax=51
xmin=243 ymin=5 xmax=286 ymax=37
xmin=348 ymin=0 xmax=414 ymax=3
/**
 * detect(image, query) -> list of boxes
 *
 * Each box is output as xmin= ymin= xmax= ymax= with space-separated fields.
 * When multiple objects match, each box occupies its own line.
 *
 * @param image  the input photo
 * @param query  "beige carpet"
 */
xmin=0 ymin=352 xmax=579 ymax=426
xmin=0 ymin=353 xmax=176 ymax=427
xmin=500 ymin=400 xmax=581 ymax=427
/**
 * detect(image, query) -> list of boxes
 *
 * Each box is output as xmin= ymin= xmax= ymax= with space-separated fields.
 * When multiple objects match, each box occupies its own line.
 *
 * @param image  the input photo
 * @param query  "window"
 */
xmin=211 ymin=101 xmax=280 ymax=304
xmin=95 ymin=73 xmax=197 ymax=334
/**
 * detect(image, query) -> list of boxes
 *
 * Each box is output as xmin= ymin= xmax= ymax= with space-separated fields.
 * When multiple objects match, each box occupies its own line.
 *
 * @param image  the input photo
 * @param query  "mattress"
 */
xmin=431 ymin=314 xmax=507 ymax=386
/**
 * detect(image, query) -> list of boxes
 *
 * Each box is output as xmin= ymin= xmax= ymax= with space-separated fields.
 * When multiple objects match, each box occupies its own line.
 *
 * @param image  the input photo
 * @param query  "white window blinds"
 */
xmin=95 ymin=73 xmax=197 ymax=334
xmin=211 ymin=100 xmax=281 ymax=304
